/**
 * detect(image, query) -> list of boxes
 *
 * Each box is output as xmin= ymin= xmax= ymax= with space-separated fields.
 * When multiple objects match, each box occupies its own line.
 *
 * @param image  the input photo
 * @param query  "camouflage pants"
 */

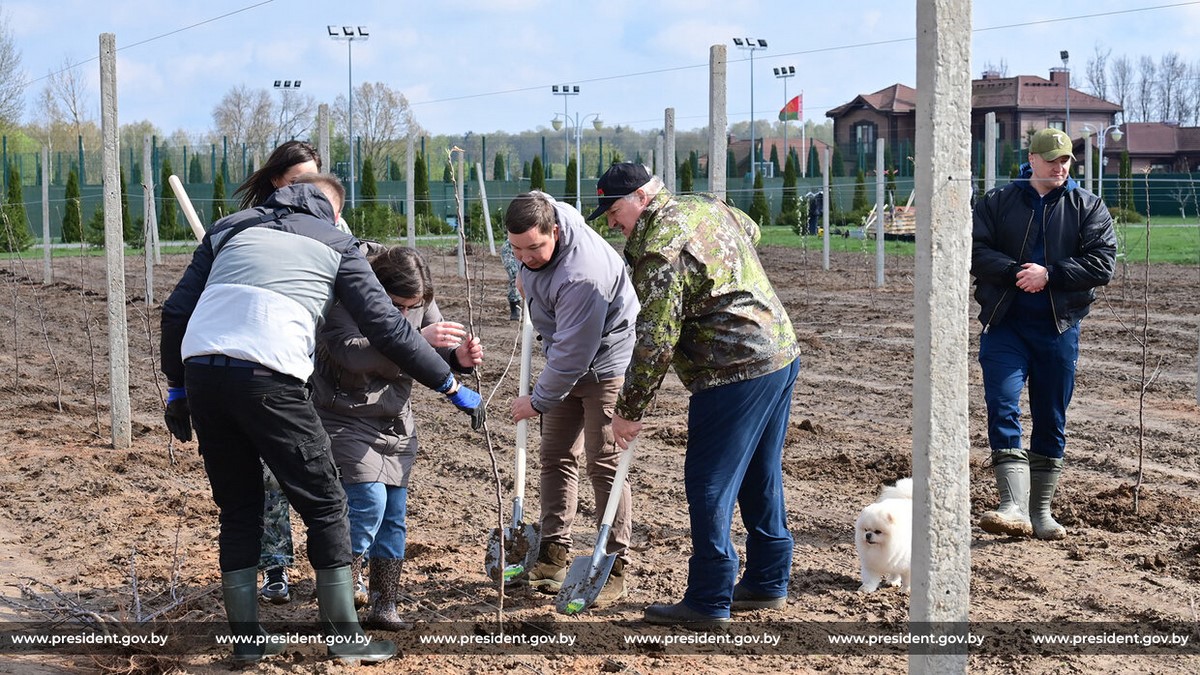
xmin=500 ymin=240 xmax=520 ymax=304
xmin=259 ymin=463 xmax=294 ymax=570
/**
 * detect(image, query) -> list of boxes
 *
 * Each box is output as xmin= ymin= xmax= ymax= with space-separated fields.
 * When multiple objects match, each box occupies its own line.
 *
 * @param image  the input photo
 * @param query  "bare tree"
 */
xmin=273 ymin=89 xmax=316 ymax=147
xmin=334 ymin=81 xmax=417 ymax=170
xmin=1085 ymin=44 xmax=1110 ymax=100
xmin=1158 ymin=52 xmax=1185 ymax=122
xmin=1136 ymin=56 xmax=1156 ymax=122
xmin=1110 ymin=55 xmax=1133 ymax=124
xmin=211 ymin=85 xmax=272 ymax=151
xmin=0 ymin=7 xmax=23 ymax=126
xmin=40 ymin=56 xmax=92 ymax=136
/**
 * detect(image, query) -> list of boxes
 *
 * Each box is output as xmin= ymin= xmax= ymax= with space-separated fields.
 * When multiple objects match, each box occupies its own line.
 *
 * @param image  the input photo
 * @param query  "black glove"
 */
xmin=447 ymin=385 xmax=485 ymax=431
xmin=164 ymin=386 xmax=193 ymax=442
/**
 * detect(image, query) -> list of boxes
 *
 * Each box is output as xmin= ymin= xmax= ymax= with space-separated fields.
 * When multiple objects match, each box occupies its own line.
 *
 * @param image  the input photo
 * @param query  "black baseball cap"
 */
xmin=586 ymin=162 xmax=652 ymax=221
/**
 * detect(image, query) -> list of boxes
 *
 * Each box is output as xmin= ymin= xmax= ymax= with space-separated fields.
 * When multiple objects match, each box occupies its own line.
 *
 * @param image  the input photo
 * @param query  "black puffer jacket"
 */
xmin=971 ymin=167 xmax=1117 ymax=334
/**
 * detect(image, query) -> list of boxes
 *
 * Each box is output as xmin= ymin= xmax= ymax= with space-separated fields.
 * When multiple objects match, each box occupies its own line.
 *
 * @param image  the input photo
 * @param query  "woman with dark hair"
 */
xmin=231 ymin=140 xmax=322 ymax=605
xmin=312 ymin=245 xmax=483 ymax=629
xmin=233 ymin=140 xmax=321 ymax=210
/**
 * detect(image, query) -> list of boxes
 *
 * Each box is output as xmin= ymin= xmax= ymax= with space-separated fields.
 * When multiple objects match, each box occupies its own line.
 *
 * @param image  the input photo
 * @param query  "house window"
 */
xmin=1049 ymin=121 xmax=1065 ymax=132
xmin=853 ymin=121 xmax=878 ymax=170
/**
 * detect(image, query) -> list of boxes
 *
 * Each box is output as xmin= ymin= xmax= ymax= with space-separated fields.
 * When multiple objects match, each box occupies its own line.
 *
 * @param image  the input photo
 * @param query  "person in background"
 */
xmin=505 ymin=191 xmax=639 ymax=606
xmin=313 ymin=245 xmax=483 ymax=629
xmin=500 ymin=240 xmax=521 ymax=321
xmin=972 ymin=128 xmax=1116 ymax=541
xmin=593 ymin=163 xmax=801 ymax=630
xmin=232 ymin=140 xmax=322 ymax=605
xmin=161 ymin=173 xmax=482 ymax=663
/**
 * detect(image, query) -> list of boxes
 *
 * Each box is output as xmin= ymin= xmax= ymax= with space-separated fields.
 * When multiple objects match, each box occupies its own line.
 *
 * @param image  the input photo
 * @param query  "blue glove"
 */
xmin=447 ymin=385 xmax=485 ymax=430
xmin=164 ymin=386 xmax=192 ymax=442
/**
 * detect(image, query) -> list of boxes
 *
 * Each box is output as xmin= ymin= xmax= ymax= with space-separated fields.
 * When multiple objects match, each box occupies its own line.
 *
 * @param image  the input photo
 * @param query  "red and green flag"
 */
xmin=779 ymin=94 xmax=802 ymax=122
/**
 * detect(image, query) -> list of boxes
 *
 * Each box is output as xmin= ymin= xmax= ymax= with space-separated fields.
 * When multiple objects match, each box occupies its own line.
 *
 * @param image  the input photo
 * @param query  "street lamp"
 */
xmin=552 ymin=112 xmax=603 ymax=212
xmin=733 ymin=37 xmax=768 ymax=180
xmin=774 ymin=65 xmax=795 ymax=176
xmin=552 ymin=84 xmax=579 ymax=176
xmin=1060 ymin=50 xmax=1070 ymax=137
xmin=1082 ymin=123 xmax=1123 ymax=201
xmin=272 ymin=79 xmax=302 ymax=145
xmin=328 ymin=25 xmax=369 ymax=212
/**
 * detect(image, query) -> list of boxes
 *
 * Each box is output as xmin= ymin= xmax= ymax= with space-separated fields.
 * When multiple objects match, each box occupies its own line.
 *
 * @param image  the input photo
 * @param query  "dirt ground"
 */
xmin=0 ymin=240 xmax=1197 ymax=674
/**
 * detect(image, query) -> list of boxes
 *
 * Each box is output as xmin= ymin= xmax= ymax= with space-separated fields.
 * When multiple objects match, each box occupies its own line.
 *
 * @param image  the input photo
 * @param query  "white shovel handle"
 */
xmin=599 ymin=439 xmax=635 ymax=530
xmin=514 ymin=298 xmax=534 ymax=499
xmin=167 ymin=175 xmax=206 ymax=242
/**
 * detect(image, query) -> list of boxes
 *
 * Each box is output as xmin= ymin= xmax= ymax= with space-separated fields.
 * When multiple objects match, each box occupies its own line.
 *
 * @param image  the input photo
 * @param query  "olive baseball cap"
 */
xmin=1029 ymin=128 xmax=1074 ymax=161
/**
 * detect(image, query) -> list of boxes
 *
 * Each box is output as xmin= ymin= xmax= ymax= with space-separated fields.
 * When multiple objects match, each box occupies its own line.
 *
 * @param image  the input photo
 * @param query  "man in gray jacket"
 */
xmin=506 ymin=191 xmax=640 ymax=605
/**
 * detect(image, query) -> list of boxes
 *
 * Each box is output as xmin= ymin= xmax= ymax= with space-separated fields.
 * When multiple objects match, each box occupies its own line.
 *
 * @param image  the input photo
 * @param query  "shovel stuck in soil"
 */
xmin=554 ymin=439 xmax=635 ymax=615
xmin=485 ymin=300 xmax=541 ymax=583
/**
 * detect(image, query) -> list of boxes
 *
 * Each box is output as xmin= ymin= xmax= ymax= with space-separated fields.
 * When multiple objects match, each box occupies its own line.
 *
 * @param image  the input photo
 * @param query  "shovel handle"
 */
xmin=514 ymin=298 xmax=534 ymax=498
xmin=599 ymin=440 xmax=635 ymax=531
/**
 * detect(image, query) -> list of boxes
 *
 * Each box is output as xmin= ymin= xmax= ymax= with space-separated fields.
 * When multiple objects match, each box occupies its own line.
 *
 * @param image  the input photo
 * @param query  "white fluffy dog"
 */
xmin=854 ymin=478 xmax=913 ymax=593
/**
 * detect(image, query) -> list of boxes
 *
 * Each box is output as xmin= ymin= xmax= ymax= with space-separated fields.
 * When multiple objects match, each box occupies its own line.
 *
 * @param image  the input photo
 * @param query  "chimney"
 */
xmin=1049 ymin=67 xmax=1069 ymax=88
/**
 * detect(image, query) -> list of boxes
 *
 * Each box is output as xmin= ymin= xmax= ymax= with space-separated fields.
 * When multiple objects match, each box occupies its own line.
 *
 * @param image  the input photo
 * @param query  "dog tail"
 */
xmin=879 ymin=477 xmax=913 ymax=501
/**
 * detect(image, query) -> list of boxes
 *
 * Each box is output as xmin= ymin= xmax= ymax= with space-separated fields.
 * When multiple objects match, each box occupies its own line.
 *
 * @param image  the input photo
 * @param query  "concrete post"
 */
xmin=406 ymin=133 xmax=416 ymax=249
xmin=708 ymin=44 xmax=727 ymax=201
xmin=476 ymin=162 xmax=496 ymax=255
xmin=142 ymin=136 xmax=158 ymax=266
xmin=911 ymin=1 xmax=972 ymax=672
xmin=822 ymin=146 xmax=831 ymax=271
xmin=41 ymin=145 xmax=50 ymax=285
xmin=318 ymin=104 xmax=331 ymax=175
xmin=664 ymin=108 xmax=676 ymax=191
xmin=875 ymin=137 xmax=886 ymax=287
xmin=100 ymin=33 xmax=131 ymax=450
xmin=984 ymin=111 xmax=997 ymax=193
xmin=1084 ymin=133 xmax=1093 ymax=194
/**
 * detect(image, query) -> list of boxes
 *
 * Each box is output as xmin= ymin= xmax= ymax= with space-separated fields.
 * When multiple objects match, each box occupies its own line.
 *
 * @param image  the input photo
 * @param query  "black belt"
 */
xmin=186 ymin=354 xmax=263 ymax=368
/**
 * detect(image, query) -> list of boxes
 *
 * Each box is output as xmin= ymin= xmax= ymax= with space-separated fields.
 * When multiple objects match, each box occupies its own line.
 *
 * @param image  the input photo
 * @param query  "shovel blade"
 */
xmin=485 ymin=523 xmax=541 ymax=583
xmin=554 ymin=551 xmax=616 ymax=615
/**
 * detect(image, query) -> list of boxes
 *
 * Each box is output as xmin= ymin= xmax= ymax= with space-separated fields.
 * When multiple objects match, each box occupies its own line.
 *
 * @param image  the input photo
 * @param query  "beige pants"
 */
xmin=538 ymin=376 xmax=631 ymax=557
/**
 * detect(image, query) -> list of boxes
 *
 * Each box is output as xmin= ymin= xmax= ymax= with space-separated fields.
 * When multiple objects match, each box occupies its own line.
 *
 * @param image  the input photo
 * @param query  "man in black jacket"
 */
xmin=971 ymin=128 xmax=1116 ymax=541
xmin=161 ymin=174 xmax=482 ymax=664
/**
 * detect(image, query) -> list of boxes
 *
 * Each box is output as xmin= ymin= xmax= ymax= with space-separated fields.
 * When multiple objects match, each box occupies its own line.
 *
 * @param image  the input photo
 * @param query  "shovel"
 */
xmin=555 ymin=438 xmax=635 ymax=615
xmin=485 ymin=299 xmax=541 ymax=583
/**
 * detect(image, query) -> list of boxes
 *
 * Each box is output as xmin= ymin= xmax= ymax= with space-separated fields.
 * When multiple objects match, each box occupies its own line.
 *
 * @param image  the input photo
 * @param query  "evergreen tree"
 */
xmin=443 ymin=162 xmax=453 ymax=183
xmin=749 ymin=170 xmax=771 ymax=227
xmin=159 ymin=157 xmax=182 ymax=240
xmin=999 ymin=143 xmax=1015 ymax=179
xmin=189 ymin=154 xmax=203 ymax=182
xmin=808 ymin=141 xmax=820 ymax=178
xmin=120 ymin=169 xmax=134 ymax=243
xmin=769 ymin=144 xmax=780 ymax=177
xmin=530 ymin=156 xmax=546 ymax=192
xmin=414 ymin=151 xmax=433 ymax=218
xmin=61 ymin=169 xmax=83 ymax=243
xmin=727 ymin=149 xmax=737 ymax=178
xmin=564 ymin=156 xmax=578 ymax=207
xmin=852 ymin=169 xmax=868 ymax=212
xmin=469 ymin=164 xmax=478 ymax=182
xmin=679 ymin=160 xmax=694 ymax=193
xmin=522 ymin=161 xmax=531 ymax=179
xmin=779 ymin=153 xmax=799 ymax=230
xmin=212 ymin=171 xmax=229 ymax=221
xmin=493 ymin=152 xmax=505 ymax=181
xmin=1119 ymin=150 xmax=1134 ymax=214
xmin=689 ymin=150 xmax=701 ymax=178
xmin=389 ymin=158 xmax=402 ymax=181
xmin=1 ymin=167 xmax=33 ymax=252
xmin=84 ymin=204 xmax=106 ymax=247
xmin=361 ymin=157 xmax=378 ymax=201
xmin=831 ymin=144 xmax=846 ymax=177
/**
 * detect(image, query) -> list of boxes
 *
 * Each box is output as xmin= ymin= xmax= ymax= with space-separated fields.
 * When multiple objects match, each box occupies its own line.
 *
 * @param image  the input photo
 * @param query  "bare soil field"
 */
xmin=0 ymin=241 xmax=1197 ymax=674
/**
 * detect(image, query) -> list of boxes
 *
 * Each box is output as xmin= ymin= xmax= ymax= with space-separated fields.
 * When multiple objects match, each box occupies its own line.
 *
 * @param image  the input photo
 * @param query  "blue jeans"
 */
xmin=343 ymin=482 xmax=408 ymax=560
xmin=682 ymin=358 xmax=799 ymax=618
xmin=979 ymin=319 xmax=1080 ymax=460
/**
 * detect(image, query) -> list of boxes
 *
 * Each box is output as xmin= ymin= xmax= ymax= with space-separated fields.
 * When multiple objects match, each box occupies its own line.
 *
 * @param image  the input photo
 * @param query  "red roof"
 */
xmin=826 ymin=84 xmax=917 ymax=117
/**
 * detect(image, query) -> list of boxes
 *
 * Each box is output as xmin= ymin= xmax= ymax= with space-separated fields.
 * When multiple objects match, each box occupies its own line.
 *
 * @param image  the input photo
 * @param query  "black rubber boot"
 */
xmin=315 ymin=566 xmax=397 ymax=664
xmin=508 ymin=300 xmax=521 ymax=321
xmin=222 ymin=567 xmax=284 ymax=663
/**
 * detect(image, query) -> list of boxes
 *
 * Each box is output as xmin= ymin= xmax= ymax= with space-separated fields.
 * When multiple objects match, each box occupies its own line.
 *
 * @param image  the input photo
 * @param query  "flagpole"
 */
xmin=800 ymin=90 xmax=806 ymax=176
xmin=774 ymin=66 xmax=795 ymax=177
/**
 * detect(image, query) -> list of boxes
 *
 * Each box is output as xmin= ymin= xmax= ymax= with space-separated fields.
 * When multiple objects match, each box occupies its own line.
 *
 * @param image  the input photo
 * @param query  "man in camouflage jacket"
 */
xmin=587 ymin=163 xmax=801 ymax=628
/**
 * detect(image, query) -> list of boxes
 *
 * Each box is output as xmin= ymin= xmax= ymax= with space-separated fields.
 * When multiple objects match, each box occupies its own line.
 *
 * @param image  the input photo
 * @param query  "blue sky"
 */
xmin=8 ymin=0 xmax=1200 ymax=138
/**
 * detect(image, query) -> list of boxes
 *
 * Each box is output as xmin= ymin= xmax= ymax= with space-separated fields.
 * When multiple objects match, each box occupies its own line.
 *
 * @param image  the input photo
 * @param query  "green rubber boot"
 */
xmin=1029 ymin=454 xmax=1067 ymax=540
xmin=979 ymin=449 xmax=1033 ymax=537
xmin=315 ymin=566 xmax=397 ymax=664
xmin=221 ymin=567 xmax=284 ymax=663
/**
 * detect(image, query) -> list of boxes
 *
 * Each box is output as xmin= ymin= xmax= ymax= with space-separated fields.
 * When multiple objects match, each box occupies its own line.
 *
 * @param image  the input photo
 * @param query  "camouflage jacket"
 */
xmin=615 ymin=189 xmax=800 ymax=421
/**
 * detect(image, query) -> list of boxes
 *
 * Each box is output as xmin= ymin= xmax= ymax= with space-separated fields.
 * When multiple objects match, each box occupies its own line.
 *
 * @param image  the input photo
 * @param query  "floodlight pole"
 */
xmin=329 ymin=25 xmax=369 ymax=212
xmin=552 ymin=85 xmax=579 ymax=180
xmin=775 ymin=65 xmax=795 ymax=174
xmin=734 ymin=38 xmax=768 ymax=181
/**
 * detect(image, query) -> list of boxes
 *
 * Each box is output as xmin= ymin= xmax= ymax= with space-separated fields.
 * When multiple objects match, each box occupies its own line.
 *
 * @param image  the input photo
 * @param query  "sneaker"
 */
xmin=527 ymin=542 xmax=569 ymax=594
xmin=259 ymin=567 xmax=290 ymax=604
xmin=592 ymin=559 xmax=627 ymax=607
